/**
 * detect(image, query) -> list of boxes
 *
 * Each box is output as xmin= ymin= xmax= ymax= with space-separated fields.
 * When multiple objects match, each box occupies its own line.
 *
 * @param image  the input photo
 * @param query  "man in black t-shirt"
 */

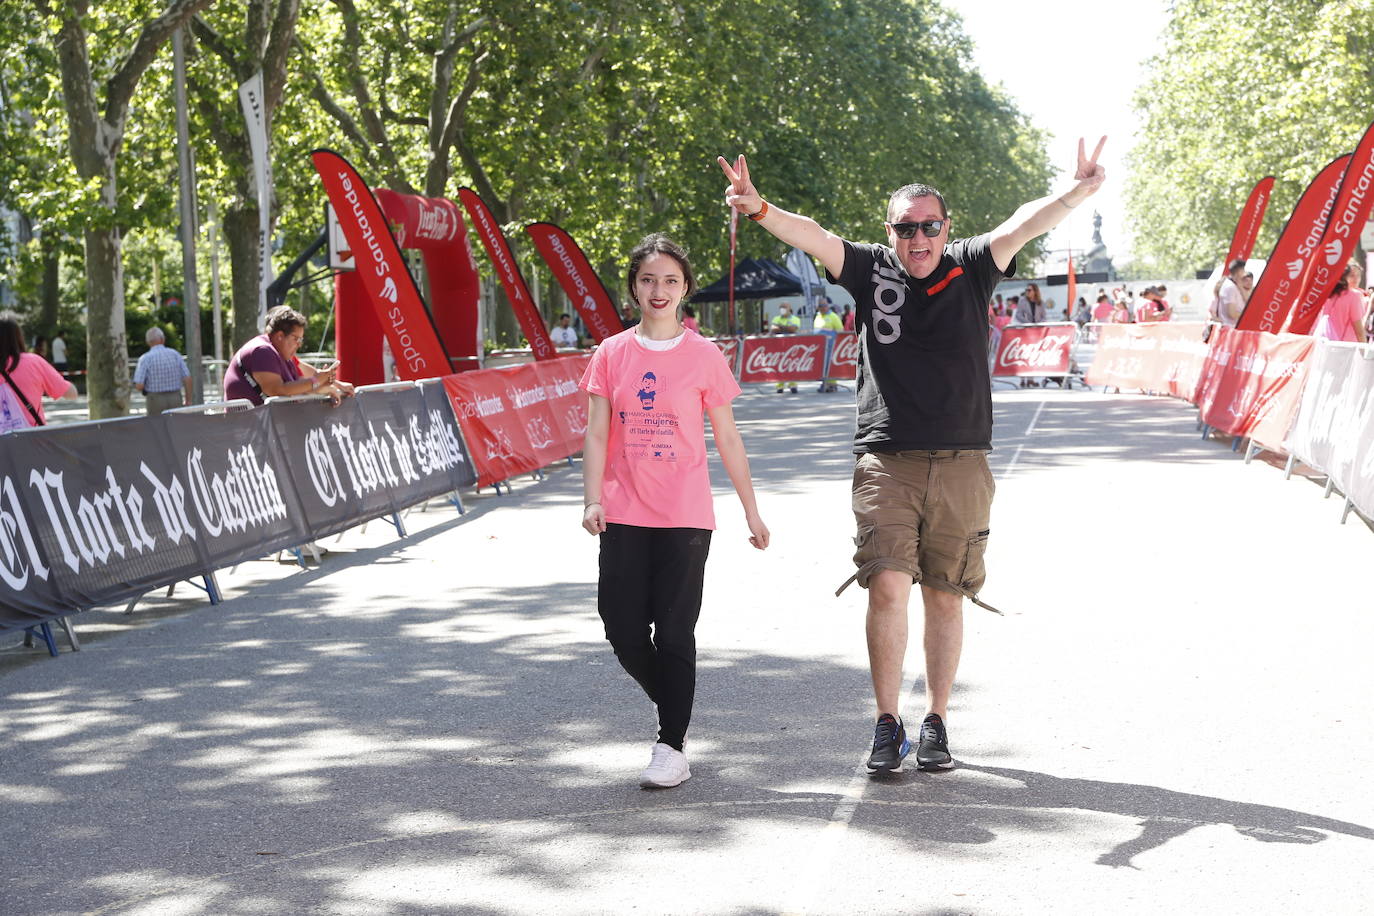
xmin=718 ymin=140 xmax=1107 ymax=773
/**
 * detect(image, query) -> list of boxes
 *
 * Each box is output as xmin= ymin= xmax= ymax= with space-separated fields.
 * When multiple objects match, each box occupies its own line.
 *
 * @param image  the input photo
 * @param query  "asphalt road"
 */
xmin=2 ymin=382 xmax=1371 ymax=915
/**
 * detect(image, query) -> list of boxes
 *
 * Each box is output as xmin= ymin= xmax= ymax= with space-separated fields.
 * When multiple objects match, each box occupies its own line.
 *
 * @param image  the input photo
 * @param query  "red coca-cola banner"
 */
xmin=710 ymin=337 xmax=741 ymax=377
xmin=1193 ymin=327 xmax=1315 ymax=441
xmin=738 ymin=335 xmax=827 ymax=383
xmin=525 ymin=222 xmax=623 ymax=344
xmin=828 ymin=332 xmax=860 ymax=381
xmin=1084 ymin=322 xmax=1211 ymax=399
xmin=1286 ymin=120 xmax=1374 ymax=334
xmin=1238 ymin=155 xmax=1350 ymax=333
xmin=993 ymin=324 xmax=1075 ymax=377
xmin=1225 ymin=176 xmax=1276 ymax=269
xmin=311 ymin=150 xmax=452 ymax=379
xmin=457 ymin=188 xmax=557 ymax=361
xmin=440 ymin=356 xmax=590 ymax=487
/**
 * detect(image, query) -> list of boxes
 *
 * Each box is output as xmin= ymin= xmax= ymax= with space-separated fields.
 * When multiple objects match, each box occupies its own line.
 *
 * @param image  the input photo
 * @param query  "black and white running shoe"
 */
xmin=916 ymin=713 xmax=954 ymax=769
xmin=866 ymin=713 xmax=911 ymax=773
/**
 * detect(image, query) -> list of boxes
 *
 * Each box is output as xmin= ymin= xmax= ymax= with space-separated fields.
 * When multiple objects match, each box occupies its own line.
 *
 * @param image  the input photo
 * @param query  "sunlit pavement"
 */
xmin=2 ymin=383 xmax=1370 ymax=915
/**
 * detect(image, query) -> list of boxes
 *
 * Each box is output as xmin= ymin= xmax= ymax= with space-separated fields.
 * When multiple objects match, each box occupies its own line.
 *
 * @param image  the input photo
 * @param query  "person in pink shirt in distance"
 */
xmin=1313 ymin=261 xmax=1368 ymax=343
xmin=580 ymin=233 xmax=770 ymax=790
xmin=0 ymin=312 xmax=77 ymax=429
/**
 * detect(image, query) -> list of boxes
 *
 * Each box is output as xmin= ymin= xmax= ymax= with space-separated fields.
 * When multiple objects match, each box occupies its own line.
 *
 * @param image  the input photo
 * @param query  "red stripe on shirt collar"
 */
xmin=926 ymin=266 xmax=964 ymax=296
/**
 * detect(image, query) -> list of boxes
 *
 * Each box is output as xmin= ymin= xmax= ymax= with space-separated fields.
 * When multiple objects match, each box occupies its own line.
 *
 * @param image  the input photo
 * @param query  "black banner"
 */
xmin=418 ymin=380 xmax=477 ymax=490
xmin=0 ymin=386 xmax=475 ymax=632
xmin=270 ymin=385 xmax=474 ymax=540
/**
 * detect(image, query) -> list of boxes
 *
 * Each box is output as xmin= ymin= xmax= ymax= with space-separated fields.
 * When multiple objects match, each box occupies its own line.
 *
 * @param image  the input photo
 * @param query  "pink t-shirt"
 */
xmin=1092 ymin=302 xmax=1113 ymax=322
xmin=1 ymin=352 xmax=69 ymax=425
xmin=1313 ymin=288 xmax=1366 ymax=342
xmin=581 ymin=328 xmax=741 ymax=530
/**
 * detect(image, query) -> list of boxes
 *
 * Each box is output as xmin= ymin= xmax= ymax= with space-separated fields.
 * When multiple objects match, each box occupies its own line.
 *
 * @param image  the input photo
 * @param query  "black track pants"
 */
xmin=597 ymin=523 xmax=712 ymax=750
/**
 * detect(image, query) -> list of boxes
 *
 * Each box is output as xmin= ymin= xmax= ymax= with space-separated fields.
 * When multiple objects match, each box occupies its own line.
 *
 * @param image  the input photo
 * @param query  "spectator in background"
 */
xmin=769 ymin=302 xmax=801 ymax=394
xmin=813 ymin=298 xmax=843 ymax=392
xmin=1240 ymin=272 xmax=1254 ymax=302
xmin=620 ymin=305 xmax=640 ymax=329
xmin=842 ymin=303 xmax=855 ymax=332
xmin=31 ymin=335 xmax=49 ymax=361
xmin=1214 ymin=258 xmax=1247 ymax=327
xmin=223 ymin=307 xmax=351 ymax=406
xmin=1137 ymin=286 xmax=1171 ymax=322
xmin=1092 ymin=293 xmax=1114 ymax=323
xmin=50 ymin=330 xmax=68 ymax=375
xmin=1072 ymin=296 xmax=1091 ymax=326
xmin=0 ymin=312 xmax=76 ymax=429
xmin=1013 ymin=283 xmax=1047 ymax=324
xmin=1313 ymin=261 xmax=1367 ymax=343
xmin=681 ymin=303 xmax=700 ymax=333
xmin=1110 ymin=296 xmax=1132 ymax=323
xmin=550 ymin=313 xmax=580 ymax=348
xmin=133 ymin=326 xmax=192 ymax=416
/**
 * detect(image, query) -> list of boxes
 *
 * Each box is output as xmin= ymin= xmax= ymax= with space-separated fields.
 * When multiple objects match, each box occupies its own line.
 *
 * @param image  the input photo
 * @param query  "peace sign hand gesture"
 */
xmin=1071 ymin=136 xmax=1108 ymax=199
xmin=717 ymin=154 xmax=762 ymax=217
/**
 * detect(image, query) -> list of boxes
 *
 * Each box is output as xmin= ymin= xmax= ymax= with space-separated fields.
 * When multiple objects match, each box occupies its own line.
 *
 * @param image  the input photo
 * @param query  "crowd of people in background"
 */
xmin=567 ymin=257 xmax=1374 ymax=364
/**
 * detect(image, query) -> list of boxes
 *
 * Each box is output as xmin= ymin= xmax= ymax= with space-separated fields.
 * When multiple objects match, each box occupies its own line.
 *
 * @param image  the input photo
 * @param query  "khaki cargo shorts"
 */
xmin=838 ymin=449 xmax=1000 ymax=613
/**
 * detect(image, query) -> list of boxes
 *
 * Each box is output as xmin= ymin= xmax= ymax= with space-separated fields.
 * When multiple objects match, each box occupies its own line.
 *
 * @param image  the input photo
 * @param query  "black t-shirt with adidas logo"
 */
xmin=828 ymin=234 xmax=1014 ymax=452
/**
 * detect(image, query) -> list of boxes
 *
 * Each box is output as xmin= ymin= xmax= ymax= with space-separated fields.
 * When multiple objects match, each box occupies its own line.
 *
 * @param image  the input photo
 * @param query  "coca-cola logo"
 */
xmin=998 ymin=333 xmax=1072 ymax=369
xmin=831 ymin=333 xmax=859 ymax=367
xmin=745 ymin=342 xmax=820 ymax=375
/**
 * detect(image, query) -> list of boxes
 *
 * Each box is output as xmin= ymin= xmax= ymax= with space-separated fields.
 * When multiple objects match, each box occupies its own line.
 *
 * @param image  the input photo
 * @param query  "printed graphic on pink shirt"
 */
xmin=621 ymin=371 xmax=682 ymax=462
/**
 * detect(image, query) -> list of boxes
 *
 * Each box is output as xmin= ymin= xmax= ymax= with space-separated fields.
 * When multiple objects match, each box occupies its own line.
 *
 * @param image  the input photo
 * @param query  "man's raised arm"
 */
xmin=718 ymin=155 xmax=846 ymax=278
xmin=989 ymin=136 xmax=1108 ymax=273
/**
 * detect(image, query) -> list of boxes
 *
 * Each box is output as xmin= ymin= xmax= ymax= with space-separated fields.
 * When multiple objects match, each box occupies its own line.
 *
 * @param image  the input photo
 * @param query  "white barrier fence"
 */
xmin=1285 ymin=340 xmax=1374 ymax=523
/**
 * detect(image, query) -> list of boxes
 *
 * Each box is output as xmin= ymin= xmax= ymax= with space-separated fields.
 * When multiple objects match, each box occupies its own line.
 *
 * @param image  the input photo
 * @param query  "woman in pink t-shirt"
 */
xmin=580 ymin=234 xmax=769 ymax=789
xmin=1313 ymin=262 xmax=1368 ymax=343
xmin=0 ymin=313 xmax=76 ymax=429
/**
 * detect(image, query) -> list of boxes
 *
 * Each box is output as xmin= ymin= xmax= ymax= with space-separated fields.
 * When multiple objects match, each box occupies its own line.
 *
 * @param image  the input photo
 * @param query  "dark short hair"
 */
xmin=1229 ymin=258 xmax=1247 ymax=275
xmin=266 ymin=306 xmax=307 ymax=336
xmin=626 ymin=233 xmax=696 ymax=301
xmin=0 ymin=312 xmax=25 ymax=373
xmin=887 ymin=183 xmax=948 ymax=221
xmin=559 ymin=313 xmax=571 ymax=320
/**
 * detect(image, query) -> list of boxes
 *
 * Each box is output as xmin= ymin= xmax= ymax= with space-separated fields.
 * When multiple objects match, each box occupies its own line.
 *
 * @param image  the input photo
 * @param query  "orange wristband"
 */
xmin=747 ymin=200 xmax=769 ymax=221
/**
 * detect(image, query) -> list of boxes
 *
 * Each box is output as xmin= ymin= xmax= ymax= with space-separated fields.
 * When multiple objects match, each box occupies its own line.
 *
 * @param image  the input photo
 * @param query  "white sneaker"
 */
xmin=638 ymin=742 xmax=691 ymax=789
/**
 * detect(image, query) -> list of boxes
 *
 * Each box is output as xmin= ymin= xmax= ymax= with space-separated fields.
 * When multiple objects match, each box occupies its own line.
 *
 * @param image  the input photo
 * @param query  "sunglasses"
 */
xmin=889 ymin=219 xmax=945 ymax=239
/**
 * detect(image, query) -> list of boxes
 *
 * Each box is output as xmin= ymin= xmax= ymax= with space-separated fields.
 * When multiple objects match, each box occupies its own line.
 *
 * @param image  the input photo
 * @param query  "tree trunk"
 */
xmin=38 ymin=247 xmax=60 ymax=337
xmin=223 ymin=203 xmax=262 ymax=349
xmin=84 ymin=222 xmax=130 ymax=418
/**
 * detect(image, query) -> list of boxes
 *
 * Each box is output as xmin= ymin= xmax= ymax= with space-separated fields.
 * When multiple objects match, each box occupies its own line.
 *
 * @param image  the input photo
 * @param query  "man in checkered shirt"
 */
xmin=133 ymin=326 xmax=191 ymax=416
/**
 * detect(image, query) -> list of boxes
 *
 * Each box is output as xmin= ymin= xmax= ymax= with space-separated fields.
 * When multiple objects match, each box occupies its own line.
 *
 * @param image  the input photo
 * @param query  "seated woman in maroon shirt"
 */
xmin=222 ymin=307 xmax=352 ymax=405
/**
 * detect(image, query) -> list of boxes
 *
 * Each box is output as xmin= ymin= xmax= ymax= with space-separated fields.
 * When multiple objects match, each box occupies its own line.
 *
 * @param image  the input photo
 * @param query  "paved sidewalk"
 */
xmin=2 ymin=385 xmax=1370 ymax=915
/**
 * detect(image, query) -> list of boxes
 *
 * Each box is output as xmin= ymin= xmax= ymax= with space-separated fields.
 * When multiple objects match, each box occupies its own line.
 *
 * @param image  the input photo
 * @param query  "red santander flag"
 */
xmin=1237 ymin=154 xmax=1350 ymax=333
xmin=458 ymin=188 xmax=558 ymax=360
xmin=524 ymin=222 xmax=623 ymax=343
xmin=310 ymin=149 xmax=450 ymax=379
xmin=1285 ymin=120 xmax=1374 ymax=334
xmin=1225 ymin=176 xmax=1276 ymax=268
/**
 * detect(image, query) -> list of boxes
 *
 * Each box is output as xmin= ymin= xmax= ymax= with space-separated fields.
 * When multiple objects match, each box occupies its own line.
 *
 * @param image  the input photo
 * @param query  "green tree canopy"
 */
xmin=1127 ymin=0 xmax=1374 ymax=275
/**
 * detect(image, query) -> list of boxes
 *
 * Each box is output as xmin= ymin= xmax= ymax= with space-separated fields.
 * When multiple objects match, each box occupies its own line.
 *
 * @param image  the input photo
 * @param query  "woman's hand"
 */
xmin=582 ymin=502 xmax=606 ymax=535
xmin=746 ymin=510 xmax=770 ymax=550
